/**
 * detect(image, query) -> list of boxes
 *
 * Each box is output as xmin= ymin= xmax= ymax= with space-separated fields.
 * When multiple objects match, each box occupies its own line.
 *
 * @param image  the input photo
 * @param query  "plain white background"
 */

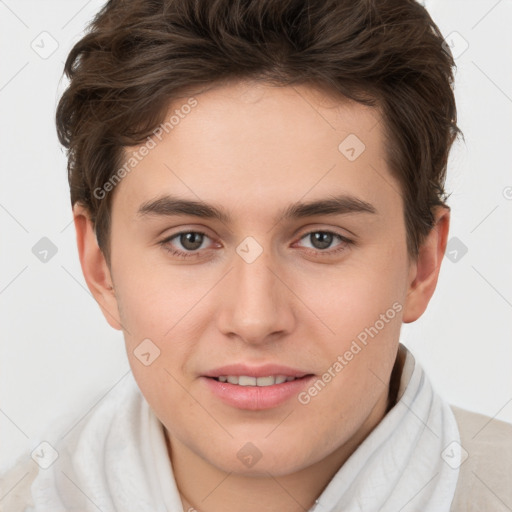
xmin=1 ymin=0 xmax=511 ymax=471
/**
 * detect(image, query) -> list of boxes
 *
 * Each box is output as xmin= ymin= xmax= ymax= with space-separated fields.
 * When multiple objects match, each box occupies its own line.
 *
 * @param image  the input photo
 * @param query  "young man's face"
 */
xmin=80 ymin=81 xmax=442 ymax=476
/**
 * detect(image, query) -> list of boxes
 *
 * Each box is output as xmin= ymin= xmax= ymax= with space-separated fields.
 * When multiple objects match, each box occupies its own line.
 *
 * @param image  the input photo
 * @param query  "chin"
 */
xmin=201 ymin=437 xmax=317 ymax=477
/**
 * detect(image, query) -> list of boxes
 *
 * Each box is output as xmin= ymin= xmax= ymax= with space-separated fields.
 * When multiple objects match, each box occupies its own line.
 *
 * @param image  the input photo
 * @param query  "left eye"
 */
xmin=297 ymin=231 xmax=349 ymax=251
xmin=161 ymin=231 xmax=212 ymax=256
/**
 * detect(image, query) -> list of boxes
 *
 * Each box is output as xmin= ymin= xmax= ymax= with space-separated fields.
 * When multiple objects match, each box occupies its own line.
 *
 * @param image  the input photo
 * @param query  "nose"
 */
xmin=216 ymin=241 xmax=296 ymax=346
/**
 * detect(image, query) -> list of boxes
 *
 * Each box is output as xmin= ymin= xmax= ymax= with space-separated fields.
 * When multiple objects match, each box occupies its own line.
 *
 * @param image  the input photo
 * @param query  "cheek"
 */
xmin=112 ymin=265 xmax=206 ymax=428
xmin=298 ymin=247 xmax=408 ymax=340
xmin=111 ymin=258 xmax=198 ymax=387
xmin=291 ymin=244 xmax=408 ymax=400
xmin=113 ymin=251 xmax=205 ymax=339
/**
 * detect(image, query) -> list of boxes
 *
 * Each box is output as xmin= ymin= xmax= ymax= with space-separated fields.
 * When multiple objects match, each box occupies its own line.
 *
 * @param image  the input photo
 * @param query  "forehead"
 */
xmin=112 ymin=80 xmax=399 ymax=222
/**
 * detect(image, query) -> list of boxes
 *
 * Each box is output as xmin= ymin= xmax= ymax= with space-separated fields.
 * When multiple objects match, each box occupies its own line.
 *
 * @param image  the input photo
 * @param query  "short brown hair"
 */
xmin=56 ymin=0 xmax=462 ymax=265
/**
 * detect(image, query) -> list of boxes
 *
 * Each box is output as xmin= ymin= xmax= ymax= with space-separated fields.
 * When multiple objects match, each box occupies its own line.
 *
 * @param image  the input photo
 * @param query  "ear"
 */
xmin=73 ymin=203 xmax=122 ymax=330
xmin=402 ymin=206 xmax=450 ymax=323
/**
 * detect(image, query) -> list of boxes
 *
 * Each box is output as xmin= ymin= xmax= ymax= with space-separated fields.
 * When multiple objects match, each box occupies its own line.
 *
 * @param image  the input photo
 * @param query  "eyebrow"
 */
xmin=137 ymin=193 xmax=377 ymax=224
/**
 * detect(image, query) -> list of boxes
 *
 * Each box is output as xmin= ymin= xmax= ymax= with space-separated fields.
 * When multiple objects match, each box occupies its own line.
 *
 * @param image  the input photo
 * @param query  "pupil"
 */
xmin=181 ymin=232 xmax=203 ymax=250
xmin=311 ymin=232 xmax=332 ymax=250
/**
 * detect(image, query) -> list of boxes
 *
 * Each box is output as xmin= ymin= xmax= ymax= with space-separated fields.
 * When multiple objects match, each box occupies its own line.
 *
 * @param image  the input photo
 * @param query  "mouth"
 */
xmin=201 ymin=366 xmax=315 ymax=410
xmin=211 ymin=375 xmax=302 ymax=386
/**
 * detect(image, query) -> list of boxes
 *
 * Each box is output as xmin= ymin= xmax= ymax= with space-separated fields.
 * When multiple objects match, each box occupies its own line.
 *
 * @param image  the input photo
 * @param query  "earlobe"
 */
xmin=73 ymin=203 xmax=123 ymax=331
xmin=402 ymin=207 xmax=450 ymax=323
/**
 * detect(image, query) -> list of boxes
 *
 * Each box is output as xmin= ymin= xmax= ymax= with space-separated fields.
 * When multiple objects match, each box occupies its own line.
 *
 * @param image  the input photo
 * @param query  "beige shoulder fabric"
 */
xmin=450 ymin=405 xmax=512 ymax=512
xmin=0 ymin=453 xmax=37 ymax=511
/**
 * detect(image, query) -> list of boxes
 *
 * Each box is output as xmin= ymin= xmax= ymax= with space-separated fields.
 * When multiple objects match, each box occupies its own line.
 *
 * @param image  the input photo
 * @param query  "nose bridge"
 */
xmin=218 ymin=237 xmax=293 ymax=343
xmin=237 ymin=246 xmax=275 ymax=303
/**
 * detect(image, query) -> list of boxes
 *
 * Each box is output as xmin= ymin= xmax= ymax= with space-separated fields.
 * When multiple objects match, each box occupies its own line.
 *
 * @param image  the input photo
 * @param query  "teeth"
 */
xmin=216 ymin=375 xmax=296 ymax=386
xmin=256 ymin=376 xmax=275 ymax=386
xmin=238 ymin=376 xmax=257 ymax=386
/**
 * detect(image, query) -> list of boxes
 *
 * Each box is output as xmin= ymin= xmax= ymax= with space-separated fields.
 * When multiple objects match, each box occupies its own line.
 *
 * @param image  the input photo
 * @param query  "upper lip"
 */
xmin=203 ymin=364 xmax=312 ymax=378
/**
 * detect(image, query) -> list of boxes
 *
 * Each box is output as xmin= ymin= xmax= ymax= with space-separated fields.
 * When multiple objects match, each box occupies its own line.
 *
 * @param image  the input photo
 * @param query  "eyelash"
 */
xmin=159 ymin=230 xmax=353 ymax=259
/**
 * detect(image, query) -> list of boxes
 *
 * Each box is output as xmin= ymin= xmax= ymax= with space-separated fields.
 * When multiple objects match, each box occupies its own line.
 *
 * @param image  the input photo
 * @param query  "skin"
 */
xmin=74 ymin=80 xmax=450 ymax=512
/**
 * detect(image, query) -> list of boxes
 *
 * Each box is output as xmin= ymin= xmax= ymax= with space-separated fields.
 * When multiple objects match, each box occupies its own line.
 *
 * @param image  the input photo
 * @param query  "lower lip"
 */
xmin=201 ymin=376 xmax=315 ymax=410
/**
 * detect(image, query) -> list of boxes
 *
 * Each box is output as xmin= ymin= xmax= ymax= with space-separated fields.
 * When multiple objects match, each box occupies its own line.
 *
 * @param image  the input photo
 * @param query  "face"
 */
xmin=104 ymin=81 xmax=415 ymax=476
